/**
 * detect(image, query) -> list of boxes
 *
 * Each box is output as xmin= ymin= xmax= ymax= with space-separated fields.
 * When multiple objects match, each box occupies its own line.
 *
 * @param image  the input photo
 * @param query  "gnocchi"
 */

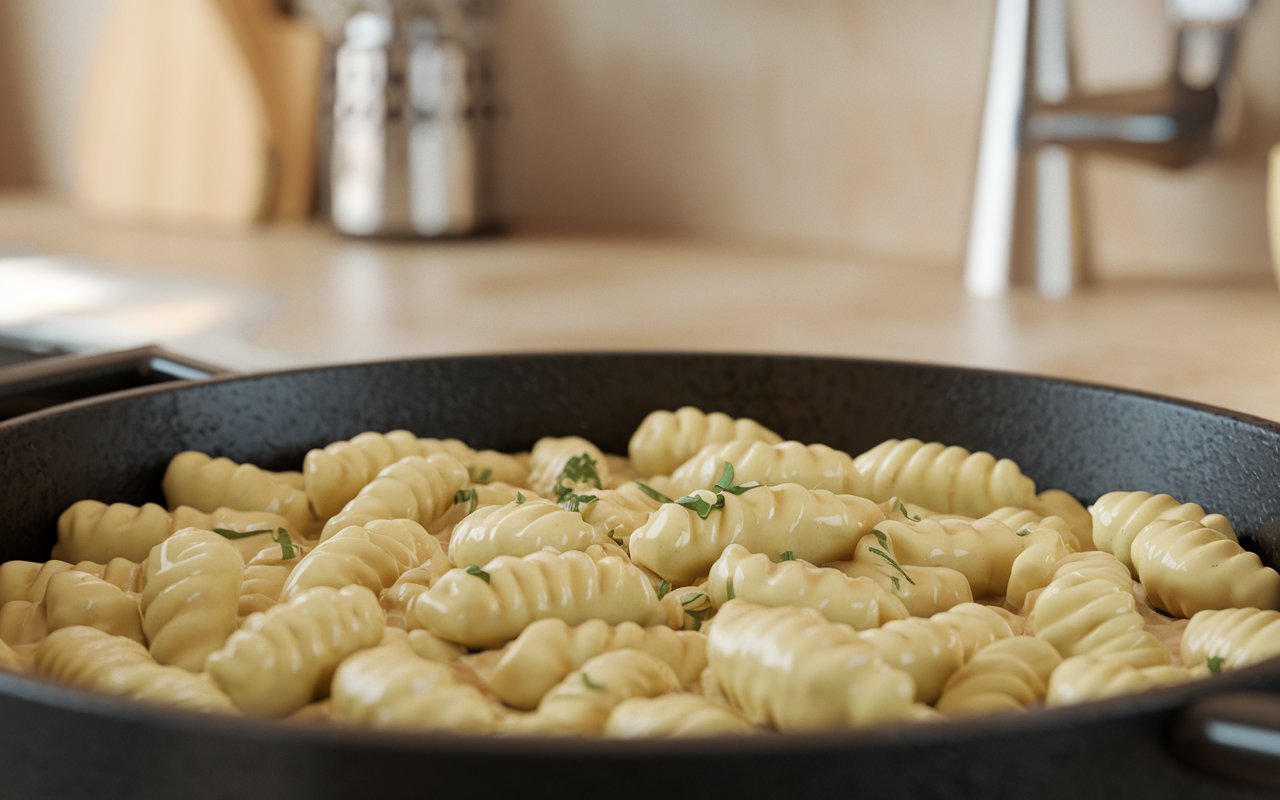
xmin=5 ymin=408 xmax=1273 ymax=741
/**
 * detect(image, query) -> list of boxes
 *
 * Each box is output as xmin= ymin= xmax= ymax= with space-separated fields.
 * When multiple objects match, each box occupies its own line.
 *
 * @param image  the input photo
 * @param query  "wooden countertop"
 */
xmin=3 ymin=193 xmax=1280 ymax=421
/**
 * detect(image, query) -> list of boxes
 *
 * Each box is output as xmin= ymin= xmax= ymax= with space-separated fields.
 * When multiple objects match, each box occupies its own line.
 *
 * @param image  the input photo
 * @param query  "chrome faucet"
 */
xmin=964 ymin=0 xmax=1254 ymax=297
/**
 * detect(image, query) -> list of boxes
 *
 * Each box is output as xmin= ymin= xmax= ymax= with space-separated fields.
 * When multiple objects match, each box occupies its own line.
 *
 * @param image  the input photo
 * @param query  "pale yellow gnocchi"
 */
xmin=7 ymin=408 xmax=1273 ymax=739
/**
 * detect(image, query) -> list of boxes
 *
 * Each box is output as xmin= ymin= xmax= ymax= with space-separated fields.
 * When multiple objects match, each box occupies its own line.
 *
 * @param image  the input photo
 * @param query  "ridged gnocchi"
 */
xmin=1181 ymin=607 xmax=1280 ymax=672
xmin=934 ymin=636 xmax=1061 ymax=716
xmin=630 ymin=483 xmax=883 ymax=584
xmin=330 ymin=642 xmax=503 ymax=732
xmin=604 ymin=693 xmax=756 ymax=737
xmin=470 ymin=618 xmax=706 ymax=710
xmin=705 ymin=544 xmax=907 ymax=629
xmin=527 ymin=437 xmax=614 ymax=497
xmin=1030 ymin=573 xmax=1169 ymax=667
xmin=44 ymin=570 xmax=144 ymax=643
xmin=667 ymin=440 xmax=862 ymax=497
xmin=706 ymin=601 xmax=915 ymax=731
xmin=447 ymin=499 xmax=617 ymax=567
xmin=1130 ymin=519 xmax=1280 ymax=617
xmin=408 ymin=547 xmax=664 ymax=648
xmin=857 ymin=616 xmax=966 ymax=703
xmin=861 ymin=517 xmax=1024 ymax=598
xmin=1045 ymin=655 xmax=1191 ymax=707
xmin=1089 ymin=490 xmax=1236 ymax=574
xmin=628 ymin=407 xmax=782 ymax=477
xmin=207 ymin=585 xmax=384 ymax=717
xmin=505 ymin=649 xmax=683 ymax=734
xmin=320 ymin=454 xmax=470 ymax=540
xmin=282 ymin=519 xmax=444 ymax=601
xmin=35 ymin=626 xmax=233 ymax=713
xmin=140 ymin=528 xmax=244 ymax=671
xmin=14 ymin=410 xmax=1276 ymax=739
xmin=162 ymin=451 xmax=316 ymax=536
xmin=853 ymin=438 xmax=1037 ymax=518
xmin=55 ymin=500 xmax=293 ymax=563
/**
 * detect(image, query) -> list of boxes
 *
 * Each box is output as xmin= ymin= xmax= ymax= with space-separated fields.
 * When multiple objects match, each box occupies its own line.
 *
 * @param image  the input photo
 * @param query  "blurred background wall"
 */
xmin=2 ymin=0 xmax=1278 ymax=281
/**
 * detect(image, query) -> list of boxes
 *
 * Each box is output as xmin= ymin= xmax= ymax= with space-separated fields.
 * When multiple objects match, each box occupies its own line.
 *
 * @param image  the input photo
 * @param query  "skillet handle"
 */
xmin=0 ymin=345 xmax=227 ymax=422
xmin=1172 ymin=692 xmax=1280 ymax=791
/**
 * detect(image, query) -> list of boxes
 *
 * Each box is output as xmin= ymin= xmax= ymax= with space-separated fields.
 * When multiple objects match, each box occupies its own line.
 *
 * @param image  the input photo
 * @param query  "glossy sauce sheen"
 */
xmin=2 ymin=407 xmax=1278 ymax=738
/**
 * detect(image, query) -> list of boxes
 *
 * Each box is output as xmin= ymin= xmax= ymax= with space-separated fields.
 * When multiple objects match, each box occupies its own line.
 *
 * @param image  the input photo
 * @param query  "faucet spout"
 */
xmin=963 ymin=0 xmax=1252 ymax=298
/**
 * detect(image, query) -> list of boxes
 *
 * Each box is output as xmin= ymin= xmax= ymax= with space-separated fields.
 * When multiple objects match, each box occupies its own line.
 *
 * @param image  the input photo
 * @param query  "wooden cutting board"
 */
xmin=217 ymin=0 xmax=325 ymax=220
xmin=75 ymin=0 xmax=276 ymax=227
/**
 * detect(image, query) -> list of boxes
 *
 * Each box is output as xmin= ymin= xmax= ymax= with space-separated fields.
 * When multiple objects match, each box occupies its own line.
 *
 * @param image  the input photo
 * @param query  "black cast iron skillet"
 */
xmin=1 ymin=352 xmax=1279 ymax=800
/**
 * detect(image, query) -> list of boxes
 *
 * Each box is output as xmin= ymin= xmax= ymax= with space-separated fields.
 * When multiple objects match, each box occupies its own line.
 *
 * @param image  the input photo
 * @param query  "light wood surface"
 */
xmin=74 ymin=0 xmax=274 ymax=226
xmin=218 ymin=0 xmax=324 ymax=220
xmin=3 ymin=192 xmax=1279 ymax=422
xmin=12 ymin=0 xmax=1279 ymax=279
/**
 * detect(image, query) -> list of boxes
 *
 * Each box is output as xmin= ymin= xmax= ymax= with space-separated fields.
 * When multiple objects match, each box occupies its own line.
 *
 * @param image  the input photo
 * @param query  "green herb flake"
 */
xmin=780 ymin=550 xmax=796 ymax=562
xmin=1016 ymin=526 xmax=1034 ymax=537
xmin=553 ymin=453 xmax=604 ymax=512
xmin=271 ymin=528 xmax=297 ymax=560
xmin=516 ymin=492 xmax=527 ymax=504
xmin=607 ymin=528 xmax=624 ymax=547
xmin=684 ymin=607 xmax=712 ymax=632
xmin=680 ymin=591 xmax=709 ymax=608
xmin=675 ymin=493 xmax=725 ymax=520
xmin=1207 ymin=655 xmax=1226 ymax=675
xmin=470 ymin=466 xmax=493 ymax=484
xmin=725 ymin=578 xmax=736 ymax=601
xmin=873 ymin=529 xmax=890 ymax=549
xmin=891 ymin=498 xmax=922 ymax=523
xmin=657 ymin=579 xmax=672 ymax=600
xmin=581 ymin=671 xmax=605 ymax=691
xmin=633 ymin=481 xmax=674 ymax=505
xmin=890 ymin=575 xmax=902 ymax=593
xmin=454 ymin=488 xmax=478 ymax=514
xmin=712 ymin=462 xmax=763 ymax=496
xmin=559 ymin=493 xmax=598 ymax=513
xmin=868 ymin=546 xmax=916 ymax=586
xmin=554 ymin=453 xmax=603 ymax=498
xmin=212 ymin=527 xmax=273 ymax=540
xmin=464 ymin=565 xmax=491 ymax=583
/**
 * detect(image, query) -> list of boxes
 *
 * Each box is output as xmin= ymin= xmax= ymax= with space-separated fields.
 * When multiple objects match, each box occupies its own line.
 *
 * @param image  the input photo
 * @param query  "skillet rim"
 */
xmin=1 ymin=349 xmax=1277 ymax=757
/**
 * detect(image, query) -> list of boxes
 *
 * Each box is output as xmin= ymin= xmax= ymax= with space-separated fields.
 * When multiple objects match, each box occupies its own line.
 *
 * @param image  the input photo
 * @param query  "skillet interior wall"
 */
xmin=1 ymin=353 xmax=1278 ymax=567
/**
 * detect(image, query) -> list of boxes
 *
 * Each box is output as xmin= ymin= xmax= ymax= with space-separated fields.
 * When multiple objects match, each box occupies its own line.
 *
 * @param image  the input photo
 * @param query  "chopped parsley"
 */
xmin=679 ymin=590 xmax=713 ymax=631
xmin=780 ymin=550 xmax=795 ymax=562
xmin=891 ymin=498 xmax=922 ymax=522
xmin=581 ymin=672 xmax=605 ymax=691
xmin=712 ymin=462 xmax=762 ymax=496
xmin=725 ymin=577 xmax=736 ymax=601
xmin=868 ymin=529 xmax=915 ymax=586
xmin=454 ymin=487 xmax=478 ymax=514
xmin=1016 ymin=526 xmax=1033 ymax=537
xmin=680 ymin=592 xmax=707 ymax=608
xmin=675 ymin=492 xmax=725 ymax=519
xmin=559 ymin=493 xmax=599 ymax=513
xmin=212 ymin=527 xmax=273 ymax=539
xmin=607 ymin=528 xmax=624 ymax=547
xmin=557 ymin=453 xmax=602 ymax=491
xmin=515 ymin=492 xmax=527 ymax=504
xmin=464 ymin=565 xmax=491 ymax=583
xmin=470 ymin=466 xmax=493 ymax=484
xmin=271 ymin=529 xmax=297 ymax=560
xmin=213 ymin=527 xmax=295 ymax=559
xmin=684 ymin=607 xmax=712 ymax=632
xmin=633 ymin=481 xmax=674 ymax=505
xmin=657 ymin=579 xmax=672 ymax=600
xmin=1207 ymin=655 xmax=1225 ymax=675
xmin=554 ymin=453 xmax=601 ymax=512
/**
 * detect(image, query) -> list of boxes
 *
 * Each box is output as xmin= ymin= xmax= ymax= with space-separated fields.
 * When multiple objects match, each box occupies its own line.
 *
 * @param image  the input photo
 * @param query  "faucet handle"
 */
xmin=1167 ymin=0 xmax=1254 ymax=90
